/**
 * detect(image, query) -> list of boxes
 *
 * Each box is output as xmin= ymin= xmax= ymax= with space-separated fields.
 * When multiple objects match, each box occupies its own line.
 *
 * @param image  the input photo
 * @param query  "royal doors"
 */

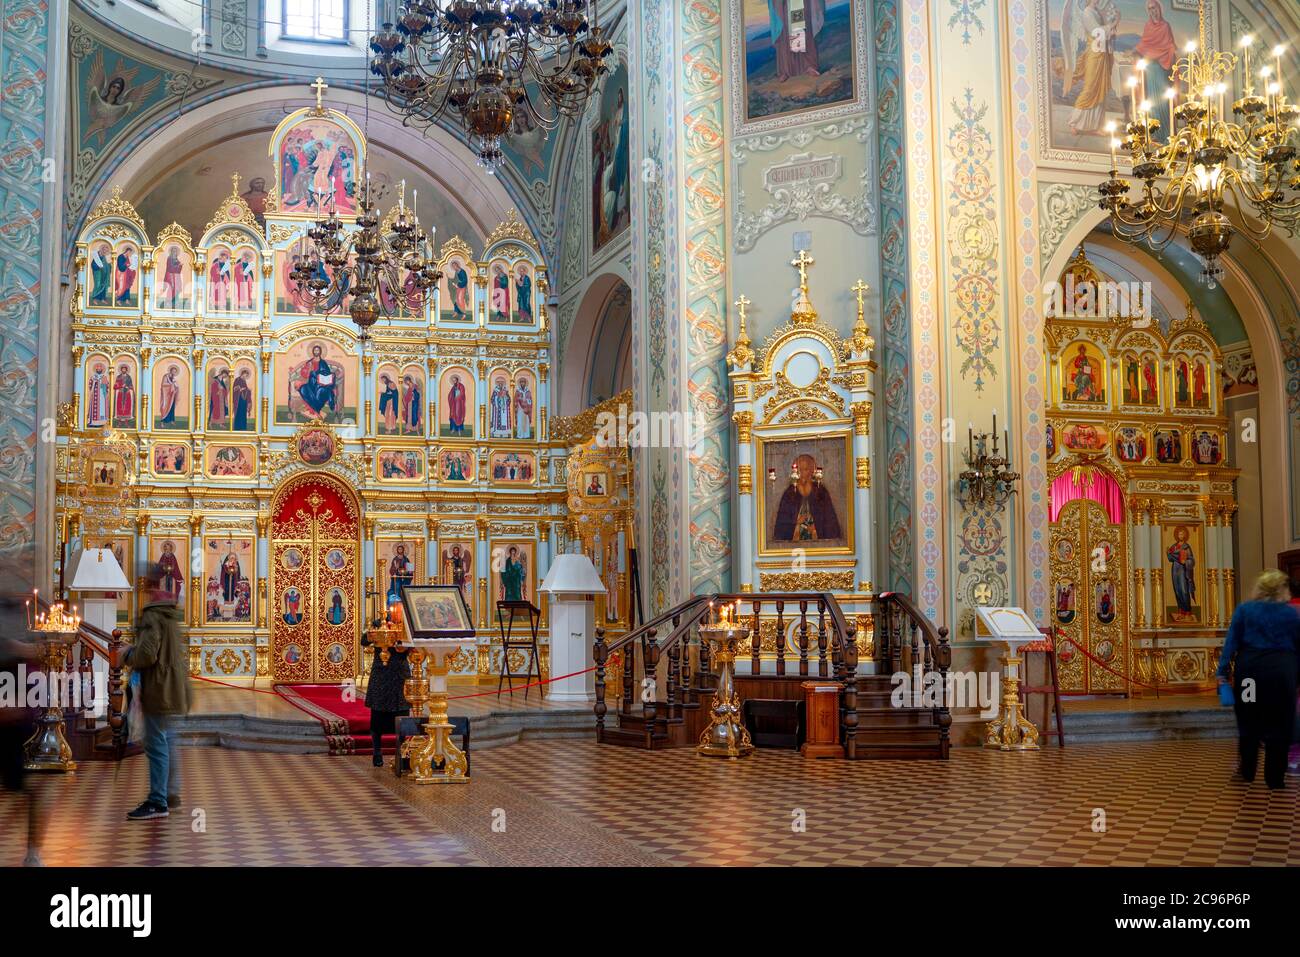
xmin=1049 ymin=498 xmax=1130 ymax=694
xmin=270 ymin=473 xmax=360 ymax=682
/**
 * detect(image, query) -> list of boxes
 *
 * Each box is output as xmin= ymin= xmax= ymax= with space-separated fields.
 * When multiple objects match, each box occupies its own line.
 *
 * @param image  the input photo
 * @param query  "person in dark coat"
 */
xmin=115 ymin=562 xmax=191 ymax=820
xmin=360 ymin=634 xmax=410 ymax=767
xmin=1218 ymin=569 xmax=1300 ymax=789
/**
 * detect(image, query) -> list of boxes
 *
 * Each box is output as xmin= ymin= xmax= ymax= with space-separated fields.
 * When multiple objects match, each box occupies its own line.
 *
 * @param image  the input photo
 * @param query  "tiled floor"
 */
xmin=3 ymin=739 xmax=1296 ymax=866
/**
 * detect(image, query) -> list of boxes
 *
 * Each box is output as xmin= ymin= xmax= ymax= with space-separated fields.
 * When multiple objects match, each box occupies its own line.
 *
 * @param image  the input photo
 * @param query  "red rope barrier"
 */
xmin=1048 ymin=628 xmax=1163 ymax=691
xmin=188 ymin=663 xmax=600 ymax=699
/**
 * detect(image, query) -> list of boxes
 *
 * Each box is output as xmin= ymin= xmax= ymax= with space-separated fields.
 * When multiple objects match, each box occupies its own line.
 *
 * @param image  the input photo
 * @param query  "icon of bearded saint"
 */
xmin=84 ymin=50 xmax=161 ymax=147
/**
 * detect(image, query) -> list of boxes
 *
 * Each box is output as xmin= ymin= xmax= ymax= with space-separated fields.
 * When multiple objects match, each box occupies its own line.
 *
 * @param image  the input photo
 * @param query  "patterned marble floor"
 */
xmin=2 ymin=739 xmax=1296 ymax=866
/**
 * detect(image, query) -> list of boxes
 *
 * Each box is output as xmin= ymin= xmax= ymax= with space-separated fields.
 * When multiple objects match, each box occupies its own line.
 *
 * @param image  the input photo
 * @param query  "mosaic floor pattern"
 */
xmin=2 ymin=739 xmax=1296 ymax=866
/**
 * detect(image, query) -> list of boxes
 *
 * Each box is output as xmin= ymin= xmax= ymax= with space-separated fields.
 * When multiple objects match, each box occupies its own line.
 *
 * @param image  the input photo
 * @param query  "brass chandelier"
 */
xmin=368 ymin=1 xmax=612 ymax=172
xmin=1098 ymin=0 xmax=1299 ymax=286
xmin=290 ymin=179 xmax=442 ymax=339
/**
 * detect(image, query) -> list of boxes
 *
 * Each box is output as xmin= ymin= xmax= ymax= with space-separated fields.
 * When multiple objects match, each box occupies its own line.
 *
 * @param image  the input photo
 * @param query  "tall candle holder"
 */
xmin=398 ymin=637 xmax=468 ymax=784
xmin=23 ymin=592 xmax=82 ymax=772
xmin=697 ymin=602 xmax=754 ymax=759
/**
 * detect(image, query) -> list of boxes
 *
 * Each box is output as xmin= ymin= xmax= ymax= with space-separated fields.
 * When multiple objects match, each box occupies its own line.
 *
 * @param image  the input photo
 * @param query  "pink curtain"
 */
xmin=1049 ymin=469 xmax=1125 ymax=524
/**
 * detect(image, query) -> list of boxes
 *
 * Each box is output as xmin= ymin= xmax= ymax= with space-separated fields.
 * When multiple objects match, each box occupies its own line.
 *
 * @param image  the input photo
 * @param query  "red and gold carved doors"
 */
xmin=1050 ymin=497 xmax=1129 ymax=694
xmin=270 ymin=474 xmax=360 ymax=682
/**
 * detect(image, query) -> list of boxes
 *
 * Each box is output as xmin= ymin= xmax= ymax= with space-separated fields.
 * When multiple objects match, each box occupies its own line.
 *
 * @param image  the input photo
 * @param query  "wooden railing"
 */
xmin=873 ymin=591 xmax=952 ymax=754
xmin=593 ymin=592 xmax=861 ymax=753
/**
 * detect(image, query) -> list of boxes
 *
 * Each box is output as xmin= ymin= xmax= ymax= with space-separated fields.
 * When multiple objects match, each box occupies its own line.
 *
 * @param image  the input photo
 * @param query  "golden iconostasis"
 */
xmin=57 ymin=98 xmax=576 ymax=685
xmin=1044 ymin=247 xmax=1239 ymax=695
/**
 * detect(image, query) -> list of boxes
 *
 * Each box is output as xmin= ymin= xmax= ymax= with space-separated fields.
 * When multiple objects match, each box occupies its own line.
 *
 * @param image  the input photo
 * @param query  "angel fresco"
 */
xmin=84 ymin=50 xmax=162 ymax=147
xmin=1058 ymin=0 xmax=1121 ymax=136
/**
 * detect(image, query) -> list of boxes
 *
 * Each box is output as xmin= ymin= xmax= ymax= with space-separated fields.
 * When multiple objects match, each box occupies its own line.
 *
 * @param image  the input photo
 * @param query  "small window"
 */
xmin=282 ymin=0 xmax=349 ymax=43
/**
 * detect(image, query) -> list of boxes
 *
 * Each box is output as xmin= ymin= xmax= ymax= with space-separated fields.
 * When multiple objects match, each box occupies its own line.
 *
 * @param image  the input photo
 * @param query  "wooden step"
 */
xmin=598 ymin=725 xmax=672 ymax=749
xmin=849 ymin=726 xmax=945 ymax=746
xmin=853 ymin=707 xmax=939 ymax=727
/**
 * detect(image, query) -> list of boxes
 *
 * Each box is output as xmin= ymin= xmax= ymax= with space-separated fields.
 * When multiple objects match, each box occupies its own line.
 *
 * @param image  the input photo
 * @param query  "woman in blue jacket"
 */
xmin=1218 ymin=570 xmax=1300 ymax=789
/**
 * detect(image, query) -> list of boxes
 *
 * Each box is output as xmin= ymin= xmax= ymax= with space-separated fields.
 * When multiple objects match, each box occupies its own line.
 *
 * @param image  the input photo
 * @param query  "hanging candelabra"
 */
xmin=1097 ymin=0 xmax=1299 ymax=286
xmin=289 ymin=177 xmax=442 ymax=339
xmin=369 ymin=1 xmax=612 ymax=172
xmin=957 ymin=413 xmax=1019 ymax=512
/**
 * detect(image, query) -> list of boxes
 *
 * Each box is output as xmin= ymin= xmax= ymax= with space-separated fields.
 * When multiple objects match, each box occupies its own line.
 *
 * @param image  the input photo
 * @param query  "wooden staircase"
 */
xmin=593 ymin=591 xmax=951 ymax=760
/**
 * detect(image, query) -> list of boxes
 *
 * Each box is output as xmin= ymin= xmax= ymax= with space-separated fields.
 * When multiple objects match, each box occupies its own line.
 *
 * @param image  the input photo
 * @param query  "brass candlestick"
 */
xmin=399 ymin=639 xmax=468 ymax=784
xmin=697 ymin=624 xmax=754 ymax=759
xmin=24 ymin=598 xmax=82 ymax=772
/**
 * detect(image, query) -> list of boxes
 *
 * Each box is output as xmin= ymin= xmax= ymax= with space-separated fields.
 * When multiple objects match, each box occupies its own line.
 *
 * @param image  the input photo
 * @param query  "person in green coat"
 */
xmin=117 ymin=563 xmax=191 ymax=820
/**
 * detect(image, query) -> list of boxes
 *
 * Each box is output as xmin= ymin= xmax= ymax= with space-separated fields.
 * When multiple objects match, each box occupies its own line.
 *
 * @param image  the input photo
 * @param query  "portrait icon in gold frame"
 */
xmin=756 ymin=433 xmax=853 ymax=555
xmin=401 ymin=584 xmax=475 ymax=638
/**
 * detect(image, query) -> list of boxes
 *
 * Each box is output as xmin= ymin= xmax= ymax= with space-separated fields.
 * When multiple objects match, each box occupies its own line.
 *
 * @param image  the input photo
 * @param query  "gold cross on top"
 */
xmin=733 ymin=294 xmax=750 ymax=324
xmin=231 ymin=172 xmax=242 ymax=195
xmin=310 ymin=77 xmax=329 ymax=111
xmin=791 ymin=250 xmax=815 ymax=290
xmin=851 ymin=279 xmax=870 ymax=311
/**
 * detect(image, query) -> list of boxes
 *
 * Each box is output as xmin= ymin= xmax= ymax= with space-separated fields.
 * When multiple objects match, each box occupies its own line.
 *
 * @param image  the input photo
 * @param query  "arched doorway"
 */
xmin=269 ymin=472 xmax=361 ymax=683
xmin=1049 ymin=468 xmax=1129 ymax=695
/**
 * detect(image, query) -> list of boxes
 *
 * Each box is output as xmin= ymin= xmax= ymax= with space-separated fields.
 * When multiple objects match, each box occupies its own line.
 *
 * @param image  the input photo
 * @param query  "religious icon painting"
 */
xmin=1054 ymin=581 xmax=1076 ymax=624
xmin=1153 ymin=428 xmax=1183 ymax=464
xmin=756 ymin=433 xmax=853 ymax=555
xmin=326 ymin=642 xmax=346 ymax=664
xmin=86 ymin=240 xmax=115 ymax=308
xmin=89 ymin=456 xmax=120 ymax=488
xmin=487 ymin=370 xmax=514 ymax=438
xmin=281 ymin=547 xmax=304 ymax=571
xmin=590 ymin=61 xmax=632 ymax=249
xmin=401 ymin=584 xmax=474 ymax=637
xmin=84 ymin=354 xmax=112 ymax=429
xmin=437 ymin=448 xmax=474 ymax=483
xmin=439 ymin=254 xmax=474 ymax=322
xmin=283 ymin=642 xmax=303 ymax=663
xmin=148 ymin=536 xmax=187 ymax=611
xmin=1172 ymin=355 xmax=1212 ymax=410
xmin=152 ymin=357 xmax=191 ymax=431
xmin=1114 ymin=426 xmax=1147 ymax=464
xmin=282 ymin=588 xmax=305 ymax=626
xmin=154 ymin=239 xmax=194 ymax=313
xmin=512 ymin=370 xmax=536 ymax=439
xmin=511 ymin=262 xmax=536 ymax=325
xmin=276 ymin=116 xmax=361 ymax=217
xmin=1191 ymin=430 xmax=1222 ymax=465
xmin=488 ymin=450 xmax=536 ymax=485
xmin=581 ymin=467 xmax=610 ymax=499
xmin=275 ymin=339 xmax=358 ymax=425
xmin=106 ymin=355 xmax=138 ymax=430
xmin=206 ymin=358 xmax=257 ymax=432
xmin=296 ymin=427 xmax=336 ymax=466
xmin=734 ymin=0 xmax=861 ymax=132
xmin=376 ymin=448 xmax=425 ymax=482
xmin=1120 ymin=352 xmax=1160 ymax=406
xmin=207 ymin=244 xmax=259 ymax=313
xmin=491 ymin=541 xmax=534 ymax=605
xmin=487 ymin=259 xmax=513 ymax=323
xmin=1059 ymin=342 xmax=1107 ymax=404
xmin=323 ymin=587 xmax=348 ymax=626
xmin=204 ymin=443 xmax=256 ymax=478
xmin=438 ymin=540 xmax=475 ymax=618
xmin=438 ymin=366 xmax=475 ymax=438
xmin=151 ymin=442 xmax=189 ymax=477
xmin=1061 ymin=422 xmax=1108 ymax=452
xmin=1045 ymin=422 xmax=1056 ymax=458
xmin=325 ymin=548 xmax=346 ymax=571
xmin=376 ymin=363 xmax=425 ymax=437
xmin=111 ymin=240 xmax=141 ymax=308
xmin=1054 ymin=539 xmax=1074 ymax=563
xmin=378 ymin=539 xmax=422 ymax=619
xmin=1161 ymin=523 xmax=1204 ymax=626
xmin=1094 ymin=580 xmax=1116 ymax=624
xmin=204 ymin=537 xmax=254 ymax=625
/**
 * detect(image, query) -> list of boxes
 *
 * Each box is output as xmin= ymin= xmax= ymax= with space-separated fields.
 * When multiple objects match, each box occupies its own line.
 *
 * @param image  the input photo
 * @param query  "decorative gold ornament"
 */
xmin=851 ymin=400 xmax=872 ymax=436
xmin=726 ymin=294 xmax=756 ymax=368
xmin=88 ymin=185 xmax=146 ymax=231
xmin=737 ymin=465 xmax=753 ymax=495
xmin=855 ymin=457 xmax=871 ymax=489
xmin=733 ymin=410 xmax=754 ymax=444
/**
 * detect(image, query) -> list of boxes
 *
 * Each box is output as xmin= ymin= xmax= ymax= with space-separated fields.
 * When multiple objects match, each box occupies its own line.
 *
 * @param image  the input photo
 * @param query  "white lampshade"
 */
xmin=540 ymin=553 xmax=606 ymax=596
xmin=68 ymin=547 xmax=132 ymax=591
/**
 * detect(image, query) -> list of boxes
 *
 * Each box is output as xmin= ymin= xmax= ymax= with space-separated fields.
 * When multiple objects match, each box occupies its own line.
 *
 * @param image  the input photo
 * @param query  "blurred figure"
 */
xmin=1289 ymin=577 xmax=1300 ymax=773
xmin=115 ymin=563 xmax=190 ymax=819
xmin=360 ymin=633 xmax=410 ymax=768
xmin=1218 ymin=570 xmax=1300 ymax=789
xmin=0 ymin=595 xmax=44 ymax=865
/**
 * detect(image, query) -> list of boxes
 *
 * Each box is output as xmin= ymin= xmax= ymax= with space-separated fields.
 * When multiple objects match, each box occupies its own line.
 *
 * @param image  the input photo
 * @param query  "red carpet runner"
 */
xmin=274 ymin=684 xmax=393 ymax=756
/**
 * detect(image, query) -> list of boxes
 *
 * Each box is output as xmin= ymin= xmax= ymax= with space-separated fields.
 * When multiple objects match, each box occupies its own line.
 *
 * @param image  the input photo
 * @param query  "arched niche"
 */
xmin=557 ymin=272 xmax=632 ymax=416
xmin=1040 ymin=209 xmax=1300 ymax=570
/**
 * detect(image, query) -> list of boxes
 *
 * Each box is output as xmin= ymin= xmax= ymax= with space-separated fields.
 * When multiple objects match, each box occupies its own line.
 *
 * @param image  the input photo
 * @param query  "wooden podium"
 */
xmin=800 ymin=681 xmax=844 ymax=759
